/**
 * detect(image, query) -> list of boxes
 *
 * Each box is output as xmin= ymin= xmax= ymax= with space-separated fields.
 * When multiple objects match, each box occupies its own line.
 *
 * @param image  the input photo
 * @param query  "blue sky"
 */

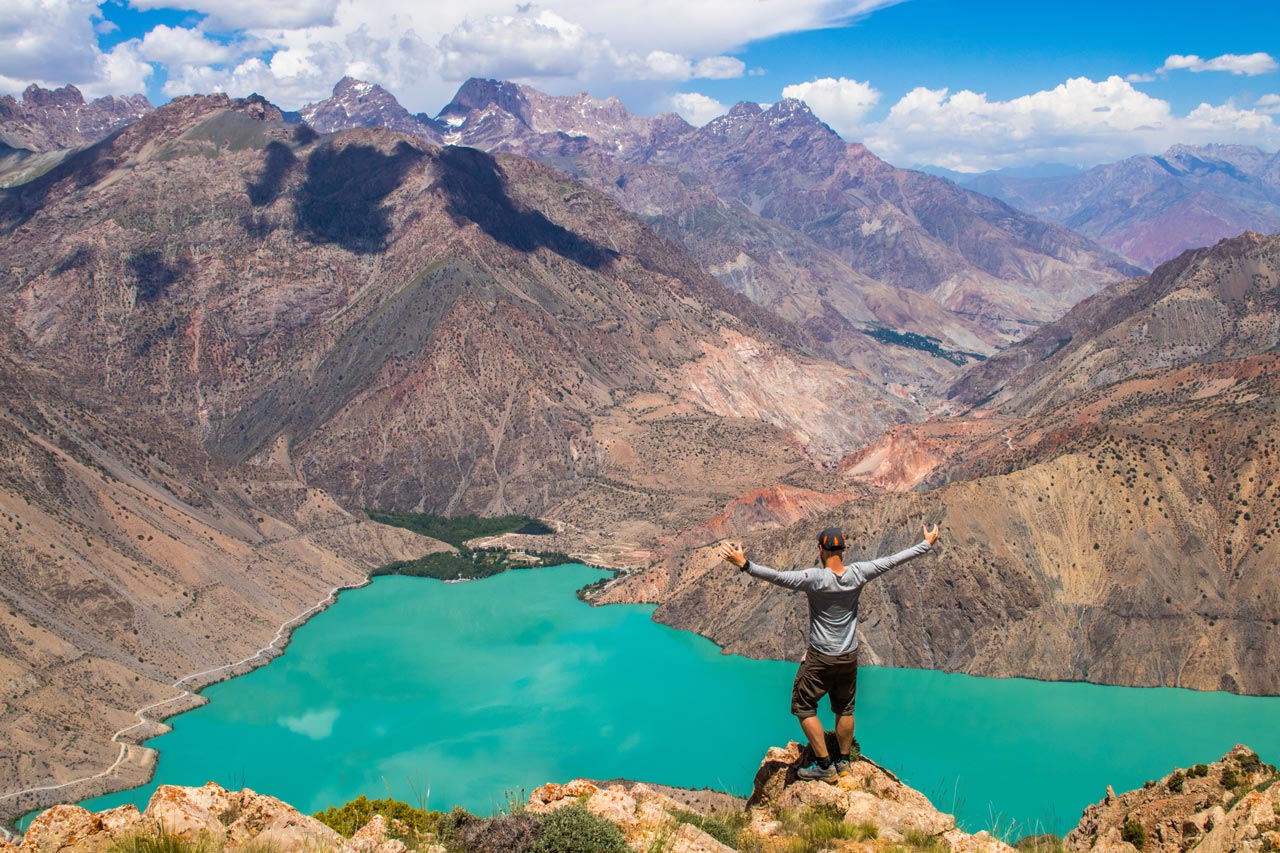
xmin=3 ymin=0 xmax=1277 ymax=170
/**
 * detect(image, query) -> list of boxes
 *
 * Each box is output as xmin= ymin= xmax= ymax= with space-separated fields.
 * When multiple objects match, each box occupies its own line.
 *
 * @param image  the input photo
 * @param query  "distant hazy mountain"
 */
xmin=0 ymin=84 xmax=151 ymax=152
xmin=914 ymin=163 xmax=1084 ymax=182
xmin=965 ymin=144 xmax=1280 ymax=268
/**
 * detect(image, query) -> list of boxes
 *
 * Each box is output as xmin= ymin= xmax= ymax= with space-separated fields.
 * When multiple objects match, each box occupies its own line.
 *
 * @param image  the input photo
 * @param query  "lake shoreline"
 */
xmin=0 ymin=541 xmax=631 ymax=834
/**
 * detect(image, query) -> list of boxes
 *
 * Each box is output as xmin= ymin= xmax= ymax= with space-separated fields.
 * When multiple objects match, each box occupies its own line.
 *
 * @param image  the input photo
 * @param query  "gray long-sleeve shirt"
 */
xmin=743 ymin=540 xmax=932 ymax=655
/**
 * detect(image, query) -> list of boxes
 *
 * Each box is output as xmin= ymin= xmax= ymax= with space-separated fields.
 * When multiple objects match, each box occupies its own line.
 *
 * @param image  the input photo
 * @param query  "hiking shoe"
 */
xmin=835 ymin=757 xmax=852 ymax=777
xmin=796 ymin=761 xmax=838 ymax=782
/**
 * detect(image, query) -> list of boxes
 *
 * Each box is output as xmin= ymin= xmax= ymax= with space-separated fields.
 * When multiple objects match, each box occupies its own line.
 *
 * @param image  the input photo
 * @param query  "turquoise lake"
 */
xmin=65 ymin=565 xmax=1280 ymax=839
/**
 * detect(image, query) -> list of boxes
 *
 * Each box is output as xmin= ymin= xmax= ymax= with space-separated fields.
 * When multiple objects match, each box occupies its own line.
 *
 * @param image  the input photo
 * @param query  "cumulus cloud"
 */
xmin=4 ymin=0 xmax=902 ymax=112
xmin=857 ymin=75 xmax=1280 ymax=171
xmin=0 ymin=0 xmax=152 ymax=97
xmin=139 ymin=25 xmax=238 ymax=68
xmin=129 ymin=0 xmax=340 ymax=31
xmin=1257 ymin=94 xmax=1280 ymax=114
xmin=438 ymin=8 xmax=598 ymax=80
xmin=1159 ymin=52 xmax=1278 ymax=76
xmin=670 ymin=91 xmax=728 ymax=125
xmin=781 ymin=76 xmax=879 ymax=137
xmin=693 ymin=56 xmax=746 ymax=79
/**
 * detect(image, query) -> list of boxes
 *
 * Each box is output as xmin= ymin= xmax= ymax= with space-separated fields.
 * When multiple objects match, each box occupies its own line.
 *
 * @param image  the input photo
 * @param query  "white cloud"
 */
xmin=438 ymin=8 xmax=599 ymax=80
xmin=781 ymin=76 xmax=879 ymax=137
xmin=670 ymin=91 xmax=728 ymax=125
xmin=859 ymin=75 xmax=1280 ymax=171
xmin=1159 ymin=52 xmax=1278 ymax=76
xmin=1257 ymin=93 xmax=1280 ymax=115
xmin=0 ymin=0 xmax=103 ymax=84
xmin=1125 ymin=72 xmax=1155 ymax=83
xmin=44 ymin=0 xmax=903 ymax=112
xmin=0 ymin=0 xmax=153 ymax=98
xmin=139 ymin=25 xmax=238 ymax=68
xmin=129 ymin=0 xmax=340 ymax=30
xmin=693 ymin=56 xmax=745 ymax=79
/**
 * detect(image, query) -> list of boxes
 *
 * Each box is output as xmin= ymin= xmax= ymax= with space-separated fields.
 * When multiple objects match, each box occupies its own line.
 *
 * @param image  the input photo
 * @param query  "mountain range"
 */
xmin=296 ymin=78 xmax=1141 ymax=393
xmin=964 ymin=144 xmax=1280 ymax=269
xmin=1 ymin=75 xmax=1278 ymax=815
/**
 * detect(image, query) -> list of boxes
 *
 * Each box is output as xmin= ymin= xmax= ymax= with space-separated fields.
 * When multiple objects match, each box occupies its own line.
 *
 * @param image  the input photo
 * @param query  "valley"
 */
xmin=0 ymin=77 xmax=1277 ymax=827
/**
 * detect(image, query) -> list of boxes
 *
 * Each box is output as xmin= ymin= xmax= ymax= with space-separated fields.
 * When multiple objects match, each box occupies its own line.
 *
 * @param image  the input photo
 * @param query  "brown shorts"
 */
xmin=791 ymin=647 xmax=858 ymax=718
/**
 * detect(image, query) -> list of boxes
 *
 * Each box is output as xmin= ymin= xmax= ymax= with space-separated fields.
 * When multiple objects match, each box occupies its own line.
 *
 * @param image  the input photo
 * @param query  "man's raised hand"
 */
xmin=923 ymin=523 xmax=940 ymax=546
xmin=718 ymin=541 xmax=747 ymax=569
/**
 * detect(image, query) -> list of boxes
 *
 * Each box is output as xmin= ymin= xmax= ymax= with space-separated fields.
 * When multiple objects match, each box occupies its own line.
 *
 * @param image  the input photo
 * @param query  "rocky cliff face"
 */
xmin=0 ymin=84 xmax=152 ymax=153
xmin=948 ymin=231 xmax=1280 ymax=413
xmin=967 ymin=144 xmax=1280 ymax=269
xmin=0 ymin=93 xmax=914 ymax=520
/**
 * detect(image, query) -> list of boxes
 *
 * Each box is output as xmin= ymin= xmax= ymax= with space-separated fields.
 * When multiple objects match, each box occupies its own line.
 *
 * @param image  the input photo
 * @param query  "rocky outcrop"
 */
xmin=746 ymin=741 xmax=1013 ymax=851
xmin=1066 ymin=746 xmax=1280 ymax=852
xmin=9 ymin=783 xmax=435 ymax=853
xmin=10 ymin=745 xmax=1278 ymax=853
xmin=0 ymin=85 xmax=151 ymax=153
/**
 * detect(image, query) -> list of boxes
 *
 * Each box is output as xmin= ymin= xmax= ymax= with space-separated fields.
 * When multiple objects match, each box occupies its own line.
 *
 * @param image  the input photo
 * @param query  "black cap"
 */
xmin=817 ymin=526 xmax=846 ymax=551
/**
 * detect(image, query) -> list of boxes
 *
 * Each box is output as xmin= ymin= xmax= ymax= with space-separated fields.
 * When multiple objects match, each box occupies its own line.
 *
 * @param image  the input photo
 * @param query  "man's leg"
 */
xmin=834 ymin=713 xmax=854 ymax=756
xmin=799 ymin=715 xmax=828 ymax=758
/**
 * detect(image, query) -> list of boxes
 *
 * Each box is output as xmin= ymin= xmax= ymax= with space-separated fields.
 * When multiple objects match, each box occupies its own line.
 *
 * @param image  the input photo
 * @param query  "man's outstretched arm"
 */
xmin=717 ymin=541 xmax=813 ymax=590
xmin=846 ymin=523 xmax=941 ymax=585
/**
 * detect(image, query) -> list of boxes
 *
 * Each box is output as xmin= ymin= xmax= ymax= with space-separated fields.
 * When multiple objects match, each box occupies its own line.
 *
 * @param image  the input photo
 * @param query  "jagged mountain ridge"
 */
xmin=966 ymin=144 xmax=1280 ymax=269
xmin=595 ymin=235 xmax=1280 ymax=695
xmin=1 ymin=93 xmax=912 ymax=519
xmin=296 ymin=77 xmax=1141 ymax=394
xmin=0 ymin=84 xmax=152 ymax=153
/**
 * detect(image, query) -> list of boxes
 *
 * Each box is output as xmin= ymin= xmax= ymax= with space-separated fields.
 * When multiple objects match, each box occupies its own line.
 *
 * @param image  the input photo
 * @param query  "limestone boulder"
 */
xmin=940 ymin=828 xmax=1017 ymax=853
xmin=527 ymin=779 xmax=600 ymax=814
xmin=18 ymin=804 xmax=147 ymax=853
xmin=343 ymin=815 xmax=408 ymax=853
xmin=146 ymin=783 xmax=234 ymax=841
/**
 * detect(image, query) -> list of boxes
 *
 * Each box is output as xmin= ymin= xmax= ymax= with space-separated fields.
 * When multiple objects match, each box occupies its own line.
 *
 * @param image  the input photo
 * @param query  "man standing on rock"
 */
xmin=719 ymin=523 xmax=940 ymax=782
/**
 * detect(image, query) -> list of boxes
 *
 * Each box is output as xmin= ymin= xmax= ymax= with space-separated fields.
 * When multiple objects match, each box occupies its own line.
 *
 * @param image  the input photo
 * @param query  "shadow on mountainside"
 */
xmin=0 ymin=134 xmax=123 ymax=232
xmin=294 ymin=140 xmax=424 ymax=254
xmin=433 ymin=146 xmax=618 ymax=269
xmin=246 ymin=141 xmax=298 ymax=207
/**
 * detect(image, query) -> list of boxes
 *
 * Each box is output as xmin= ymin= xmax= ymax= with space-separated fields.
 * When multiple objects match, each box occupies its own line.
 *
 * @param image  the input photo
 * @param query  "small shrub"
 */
xmin=1240 ymin=752 xmax=1263 ymax=773
xmin=1168 ymin=771 xmax=1185 ymax=793
xmin=1014 ymin=834 xmax=1066 ymax=853
xmin=774 ymin=804 xmax=878 ymax=853
xmin=900 ymin=829 xmax=948 ymax=851
xmin=1189 ymin=764 xmax=1210 ymax=778
xmin=456 ymin=813 xmax=543 ymax=853
xmin=437 ymin=807 xmax=479 ymax=847
xmin=1222 ymin=767 xmax=1242 ymax=790
xmin=1121 ymin=818 xmax=1146 ymax=850
xmin=313 ymin=795 xmax=438 ymax=839
xmin=108 ymin=832 xmax=221 ymax=853
xmin=531 ymin=805 xmax=628 ymax=853
xmin=668 ymin=808 xmax=749 ymax=849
